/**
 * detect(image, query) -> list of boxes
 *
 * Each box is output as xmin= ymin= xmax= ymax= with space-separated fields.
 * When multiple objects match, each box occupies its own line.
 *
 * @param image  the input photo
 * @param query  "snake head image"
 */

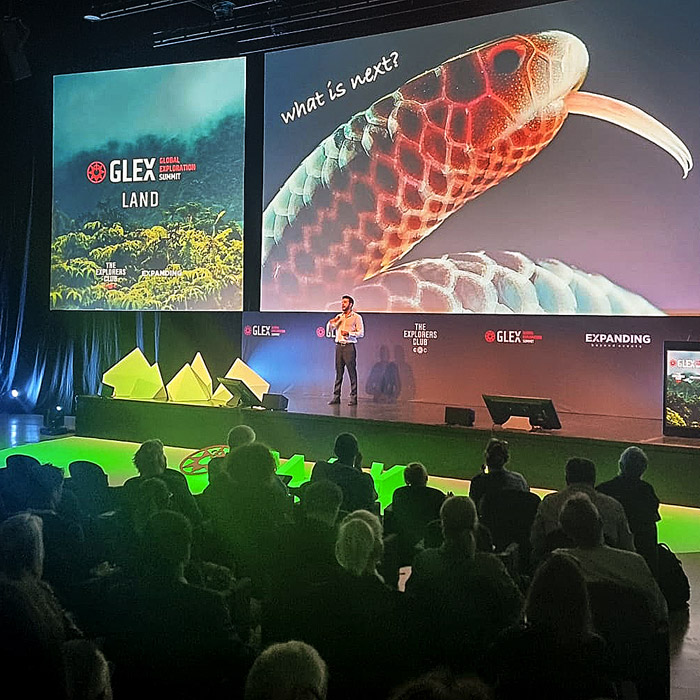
xmin=262 ymin=30 xmax=692 ymax=312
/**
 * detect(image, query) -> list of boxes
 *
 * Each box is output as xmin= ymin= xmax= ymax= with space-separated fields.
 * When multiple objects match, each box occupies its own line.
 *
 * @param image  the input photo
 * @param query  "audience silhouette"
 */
xmin=0 ymin=431 xmax=677 ymax=699
xmin=597 ymin=446 xmax=661 ymax=576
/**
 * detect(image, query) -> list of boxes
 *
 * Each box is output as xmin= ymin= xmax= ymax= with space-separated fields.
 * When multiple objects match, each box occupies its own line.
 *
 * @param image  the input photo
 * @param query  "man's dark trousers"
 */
xmin=333 ymin=343 xmax=357 ymax=399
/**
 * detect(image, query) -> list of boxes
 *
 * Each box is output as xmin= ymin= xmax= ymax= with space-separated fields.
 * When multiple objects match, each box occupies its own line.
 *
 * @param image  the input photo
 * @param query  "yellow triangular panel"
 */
xmin=191 ymin=352 xmax=213 ymax=395
xmin=166 ymin=364 xmax=211 ymax=403
xmin=102 ymin=348 xmax=151 ymax=399
xmin=128 ymin=362 xmax=166 ymax=400
xmin=212 ymin=383 xmax=234 ymax=405
xmin=225 ymin=358 xmax=270 ymax=401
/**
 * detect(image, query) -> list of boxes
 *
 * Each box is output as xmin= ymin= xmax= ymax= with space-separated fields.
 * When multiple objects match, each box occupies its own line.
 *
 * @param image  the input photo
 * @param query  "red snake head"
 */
xmin=412 ymin=30 xmax=590 ymax=152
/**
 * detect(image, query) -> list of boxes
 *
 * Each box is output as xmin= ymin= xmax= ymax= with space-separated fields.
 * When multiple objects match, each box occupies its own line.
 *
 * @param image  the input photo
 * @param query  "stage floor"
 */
xmin=283 ymin=396 xmax=698 ymax=448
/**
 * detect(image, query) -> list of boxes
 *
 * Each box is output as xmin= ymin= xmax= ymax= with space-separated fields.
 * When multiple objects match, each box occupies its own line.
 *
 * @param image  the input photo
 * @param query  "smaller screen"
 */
xmin=51 ymin=57 xmax=246 ymax=311
xmin=664 ymin=342 xmax=700 ymax=437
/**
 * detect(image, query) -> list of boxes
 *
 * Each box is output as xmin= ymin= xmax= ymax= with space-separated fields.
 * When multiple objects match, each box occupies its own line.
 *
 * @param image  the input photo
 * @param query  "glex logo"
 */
xmin=86 ymin=158 xmax=156 ymax=184
xmin=484 ymin=330 xmax=542 ymax=344
xmin=244 ymin=324 xmax=286 ymax=337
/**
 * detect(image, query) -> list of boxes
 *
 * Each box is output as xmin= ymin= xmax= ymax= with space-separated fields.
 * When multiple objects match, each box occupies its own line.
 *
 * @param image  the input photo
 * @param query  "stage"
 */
xmin=75 ymin=394 xmax=700 ymax=509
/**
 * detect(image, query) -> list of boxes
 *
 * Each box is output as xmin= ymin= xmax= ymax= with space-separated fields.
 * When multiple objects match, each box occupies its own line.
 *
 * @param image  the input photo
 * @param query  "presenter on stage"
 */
xmin=327 ymin=295 xmax=364 ymax=405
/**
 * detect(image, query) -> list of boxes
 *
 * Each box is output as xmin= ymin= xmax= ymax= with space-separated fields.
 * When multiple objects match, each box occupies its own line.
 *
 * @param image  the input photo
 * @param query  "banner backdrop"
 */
xmin=242 ymin=312 xmax=700 ymax=419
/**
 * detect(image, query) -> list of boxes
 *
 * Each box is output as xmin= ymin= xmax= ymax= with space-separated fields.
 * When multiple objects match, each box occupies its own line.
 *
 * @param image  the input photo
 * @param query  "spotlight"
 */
xmin=83 ymin=14 xmax=103 ymax=22
xmin=211 ymin=1 xmax=236 ymax=21
xmin=41 ymin=405 xmax=69 ymax=436
xmin=10 ymin=389 xmax=20 ymax=398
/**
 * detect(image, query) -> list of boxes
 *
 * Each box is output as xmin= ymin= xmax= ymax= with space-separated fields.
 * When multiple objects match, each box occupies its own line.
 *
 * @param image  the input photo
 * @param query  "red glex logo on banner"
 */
xmin=484 ymin=330 xmax=542 ymax=344
xmin=86 ymin=161 xmax=107 ymax=183
xmin=245 ymin=324 xmax=286 ymax=337
xmin=86 ymin=157 xmax=199 ymax=183
xmin=670 ymin=359 xmax=700 ymax=368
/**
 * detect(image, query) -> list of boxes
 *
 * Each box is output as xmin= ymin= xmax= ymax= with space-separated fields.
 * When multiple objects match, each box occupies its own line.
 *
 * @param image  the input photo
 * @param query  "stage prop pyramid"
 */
xmin=101 ymin=350 xmax=268 ymax=407
xmin=101 ymin=348 xmax=166 ymax=400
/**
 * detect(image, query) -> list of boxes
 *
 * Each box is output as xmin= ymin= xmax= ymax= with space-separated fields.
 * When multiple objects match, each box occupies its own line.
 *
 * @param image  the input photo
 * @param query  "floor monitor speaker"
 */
xmin=445 ymin=406 xmax=475 ymax=427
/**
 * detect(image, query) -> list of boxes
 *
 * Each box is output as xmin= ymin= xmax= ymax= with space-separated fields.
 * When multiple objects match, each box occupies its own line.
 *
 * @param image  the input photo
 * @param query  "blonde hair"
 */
xmin=336 ymin=519 xmax=377 ymax=577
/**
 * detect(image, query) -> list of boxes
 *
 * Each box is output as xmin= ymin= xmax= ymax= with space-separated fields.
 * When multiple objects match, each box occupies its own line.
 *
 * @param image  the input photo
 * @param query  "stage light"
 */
xmin=10 ymin=389 xmax=20 ymax=398
xmin=41 ymin=405 xmax=69 ymax=436
xmin=212 ymin=1 xmax=236 ymax=21
xmin=83 ymin=14 xmax=103 ymax=22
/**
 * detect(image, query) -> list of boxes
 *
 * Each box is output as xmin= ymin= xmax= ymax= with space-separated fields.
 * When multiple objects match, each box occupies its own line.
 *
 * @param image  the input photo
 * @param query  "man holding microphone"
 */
xmin=327 ymin=295 xmax=364 ymax=406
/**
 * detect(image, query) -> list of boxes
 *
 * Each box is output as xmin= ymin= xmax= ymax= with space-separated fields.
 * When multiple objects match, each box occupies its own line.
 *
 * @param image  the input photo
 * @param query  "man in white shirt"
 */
xmin=327 ymin=295 xmax=364 ymax=406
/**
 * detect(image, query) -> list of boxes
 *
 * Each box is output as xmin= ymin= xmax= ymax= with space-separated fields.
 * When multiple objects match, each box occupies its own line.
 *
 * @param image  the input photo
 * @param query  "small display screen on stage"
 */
xmin=261 ymin=0 xmax=698 ymax=315
xmin=51 ymin=58 xmax=246 ymax=311
xmin=664 ymin=341 xmax=700 ymax=438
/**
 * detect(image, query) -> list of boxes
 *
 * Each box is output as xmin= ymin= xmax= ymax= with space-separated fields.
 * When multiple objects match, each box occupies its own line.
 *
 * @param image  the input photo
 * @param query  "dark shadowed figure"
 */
xmin=479 ymin=552 xmax=614 ymax=699
xmin=406 ymin=496 xmax=522 ymax=675
xmin=365 ymin=344 xmax=400 ymax=403
xmin=245 ymin=641 xmax=328 ymax=700
xmin=100 ymin=510 xmax=250 ymax=699
xmin=597 ymin=446 xmax=661 ymax=577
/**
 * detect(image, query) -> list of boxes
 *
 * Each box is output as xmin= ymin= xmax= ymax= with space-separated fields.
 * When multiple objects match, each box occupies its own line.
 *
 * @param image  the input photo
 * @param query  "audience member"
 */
xmin=336 ymin=512 xmax=384 ymax=579
xmin=530 ymin=457 xmax=634 ymax=564
xmin=100 ymin=510 xmax=249 ymax=699
xmin=406 ymin=497 xmax=522 ymax=674
xmin=281 ymin=479 xmax=343 ymax=584
xmin=389 ymin=462 xmax=446 ymax=549
xmin=66 ymin=461 xmax=114 ymax=519
xmin=322 ymin=515 xmax=403 ymax=698
xmin=469 ymin=439 xmax=528 ymax=512
xmin=480 ymin=552 xmax=614 ymax=699
xmin=98 ymin=477 xmax=172 ymax=573
xmin=62 ymin=639 xmax=113 ymax=700
xmin=557 ymin=493 xmax=667 ymax=628
xmin=128 ymin=477 xmax=172 ymax=533
xmin=245 ymin=641 xmax=328 ymax=700
xmin=0 ymin=453 xmax=41 ymax=512
xmin=0 ymin=513 xmax=81 ymax=644
xmin=0 ymin=511 xmax=44 ymax=581
xmin=389 ymin=670 xmax=494 ymax=700
xmin=207 ymin=424 xmax=258 ymax=485
xmin=22 ymin=464 xmax=87 ymax=598
xmin=223 ymin=442 xmax=292 ymax=523
xmin=597 ymin=446 xmax=661 ymax=575
xmin=228 ymin=424 xmax=257 ymax=448
xmin=121 ymin=439 xmax=201 ymax=526
xmin=311 ymin=432 xmax=377 ymax=512
xmin=209 ymin=442 xmax=291 ymax=591
xmin=0 ymin=577 xmax=68 ymax=698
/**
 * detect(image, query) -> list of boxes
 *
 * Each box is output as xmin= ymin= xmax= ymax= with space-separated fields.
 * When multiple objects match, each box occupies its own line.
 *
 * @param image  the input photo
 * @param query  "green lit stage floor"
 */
xmin=2 ymin=435 xmax=700 ymax=554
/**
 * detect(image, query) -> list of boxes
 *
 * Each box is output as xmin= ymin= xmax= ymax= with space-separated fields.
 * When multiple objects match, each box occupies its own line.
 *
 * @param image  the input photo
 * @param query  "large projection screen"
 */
xmin=261 ymin=0 xmax=698 ymax=313
xmin=52 ymin=57 xmax=246 ymax=311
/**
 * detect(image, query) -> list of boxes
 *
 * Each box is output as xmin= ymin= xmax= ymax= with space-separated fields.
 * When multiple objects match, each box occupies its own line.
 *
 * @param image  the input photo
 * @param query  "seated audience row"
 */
xmin=0 ymin=427 xmax=672 ymax=700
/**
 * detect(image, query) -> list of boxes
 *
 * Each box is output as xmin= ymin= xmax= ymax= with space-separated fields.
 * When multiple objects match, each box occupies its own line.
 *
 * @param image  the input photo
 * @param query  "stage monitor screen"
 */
xmin=483 ymin=394 xmax=561 ymax=430
xmin=261 ymin=0 xmax=698 ymax=314
xmin=664 ymin=341 xmax=700 ymax=438
xmin=52 ymin=57 xmax=245 ymax=311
